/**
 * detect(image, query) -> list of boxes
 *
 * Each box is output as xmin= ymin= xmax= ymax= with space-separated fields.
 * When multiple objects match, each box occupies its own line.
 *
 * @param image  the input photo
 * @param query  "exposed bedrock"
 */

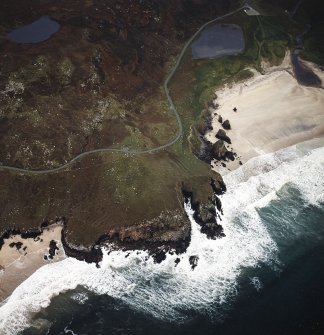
xmin=212 ymin=140 xmax=235 ymax=161
xmin=100 ymin=208 xmax=191 ymax=263
xmin=8 ymin=241 xmax=23 ymax=250
xmin=222 ymin=119 xmax=231 ymax=130
xmin=0 ymin=218 xmax=64 ymax=250
xmin=182 ymin=178 xmax=225 ymax=240
xmin=193 ymin=108 xmax=234 ymax=164
xmin=198 ymin=137 xmax=214 ymax=163
xmin=189 ymin=255 xmax=199 ymax=270
xmin=195 ymin=109 xmax=214 ymax=136
xmin=198 ymin=138 xmax=235 ymax=164
xmin=216 ymin=129 xmax=232 ymax=144
xmin=48 ymin=240 xmax=59 ymax=260
xmin=61 ymin=227 xmax=103 ymax=267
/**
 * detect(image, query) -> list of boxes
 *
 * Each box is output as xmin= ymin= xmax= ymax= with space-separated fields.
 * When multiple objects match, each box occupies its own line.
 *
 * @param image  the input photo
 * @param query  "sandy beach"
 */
xmin=0 ymin=224 xmax=65 ymax=301
xmin=206 ymin=54 xmax=324 ymax=175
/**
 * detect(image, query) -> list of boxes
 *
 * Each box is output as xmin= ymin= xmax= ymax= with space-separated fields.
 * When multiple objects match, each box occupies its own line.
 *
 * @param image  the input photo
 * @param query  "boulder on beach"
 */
xmin=222 ymin=119 xmax=231 ymax=130
xmin=211 ymin=140 xmax=235 ymax=162
xmin=216 ymin=129 xmax=231 ymax=144
xmin=212 ymin=140 xmax=227 ymax=160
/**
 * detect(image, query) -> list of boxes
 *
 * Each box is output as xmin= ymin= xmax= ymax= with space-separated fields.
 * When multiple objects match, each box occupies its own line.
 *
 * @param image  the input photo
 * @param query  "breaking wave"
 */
xmin=1 ymin=138 xmax=323 ymax=335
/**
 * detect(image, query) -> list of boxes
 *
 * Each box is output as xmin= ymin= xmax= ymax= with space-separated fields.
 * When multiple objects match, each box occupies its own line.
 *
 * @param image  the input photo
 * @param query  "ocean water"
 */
xmin=0 ymin=138 xmax=323 ymax=335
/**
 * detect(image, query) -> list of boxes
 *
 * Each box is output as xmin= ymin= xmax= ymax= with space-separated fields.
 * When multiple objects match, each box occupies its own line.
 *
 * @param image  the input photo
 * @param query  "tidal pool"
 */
xmin=191 ymin=24 xmax=244 ymax=59
xmin=7 ymin=16 xmax=60 ymax=44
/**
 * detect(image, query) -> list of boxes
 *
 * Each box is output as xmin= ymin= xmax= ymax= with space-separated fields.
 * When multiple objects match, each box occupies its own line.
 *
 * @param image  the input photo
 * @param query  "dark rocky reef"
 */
xmin=48 ymin=240 xmax=59 ymax=260
xmin=189 ymin=255 xmax=199 ymax=270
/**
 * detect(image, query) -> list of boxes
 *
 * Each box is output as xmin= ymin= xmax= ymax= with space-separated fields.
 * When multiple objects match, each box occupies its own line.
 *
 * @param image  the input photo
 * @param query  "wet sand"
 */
xmin=206 ymin=54 xmax=324 ymax=175
xmin=0 ymin=224 xmax=65 ymax=301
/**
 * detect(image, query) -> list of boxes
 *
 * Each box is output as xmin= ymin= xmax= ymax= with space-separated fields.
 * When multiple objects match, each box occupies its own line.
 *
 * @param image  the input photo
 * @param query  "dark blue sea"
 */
xmin=1 ymin=139 xmax=323 ymax=335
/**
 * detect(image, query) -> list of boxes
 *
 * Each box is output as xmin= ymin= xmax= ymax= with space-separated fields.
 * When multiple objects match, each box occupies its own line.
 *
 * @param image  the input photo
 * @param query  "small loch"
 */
xmin=7 ymin=16 xmax=60 ymax=44
xmin=192 ymin=24 xmax=245 ymax=59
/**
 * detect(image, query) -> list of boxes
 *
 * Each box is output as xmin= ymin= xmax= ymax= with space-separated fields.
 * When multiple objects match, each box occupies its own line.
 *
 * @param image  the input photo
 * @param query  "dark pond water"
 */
xmin=191 ymin=24 xmax=244 ymax=59
xmin=7 ymin=16 xmax=60 ymax=44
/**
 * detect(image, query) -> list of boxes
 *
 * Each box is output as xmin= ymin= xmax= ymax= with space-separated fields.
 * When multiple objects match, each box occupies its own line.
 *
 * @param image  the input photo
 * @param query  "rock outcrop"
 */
xmin=216 ymin=129 xmax=231 ymax=144
xmin=101 ymin=209 xmax=191 ymax=263
xmin=212 ymin=140 xmax=228 ymax=160
xmin=222 ymin=119 xmax=231 ymax=130
xmin=189 ymin=255 xmax=199 ymax=269
xmin=182 ymin=179 xmax=225 ymax=240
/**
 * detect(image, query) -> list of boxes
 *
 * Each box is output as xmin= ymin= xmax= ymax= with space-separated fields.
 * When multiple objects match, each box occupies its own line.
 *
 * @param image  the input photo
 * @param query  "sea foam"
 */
xmin=1 ymin=138 xmax=323 ymax=335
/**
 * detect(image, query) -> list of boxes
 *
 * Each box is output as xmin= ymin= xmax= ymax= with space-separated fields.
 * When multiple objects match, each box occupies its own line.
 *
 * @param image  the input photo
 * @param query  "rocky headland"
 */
xmin=1 ymin=0 xmax=324 ymax=302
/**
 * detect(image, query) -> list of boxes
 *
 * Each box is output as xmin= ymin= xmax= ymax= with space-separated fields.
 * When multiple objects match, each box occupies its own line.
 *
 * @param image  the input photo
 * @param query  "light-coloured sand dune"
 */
xmin=206 ymin=57 xmax=324 ymax=175
xmin=0 ymin=224 xmax=65 ymax=301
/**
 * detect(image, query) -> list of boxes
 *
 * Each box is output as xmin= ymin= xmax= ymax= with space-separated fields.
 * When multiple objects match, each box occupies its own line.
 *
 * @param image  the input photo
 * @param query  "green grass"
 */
xmin=193 ymin=56 xmax=253 ymax=112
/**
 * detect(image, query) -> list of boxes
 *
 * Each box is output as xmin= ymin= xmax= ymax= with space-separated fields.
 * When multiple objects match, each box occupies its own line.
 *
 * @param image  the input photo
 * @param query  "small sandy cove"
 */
xmin=206 ymin=53 xmax=324 ymax=175
xmin=0 ymin=224 xmax=65 ymax=301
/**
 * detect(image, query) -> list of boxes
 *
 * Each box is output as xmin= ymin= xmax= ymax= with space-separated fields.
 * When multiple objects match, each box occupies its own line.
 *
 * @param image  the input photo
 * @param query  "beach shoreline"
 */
xmin=0 ymin=223 xmax=65 ymax=302
xmin=206 ymin=53 xmax=324 ymax=175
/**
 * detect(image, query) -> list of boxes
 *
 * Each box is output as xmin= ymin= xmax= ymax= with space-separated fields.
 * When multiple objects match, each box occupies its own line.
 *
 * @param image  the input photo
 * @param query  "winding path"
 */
xmin=0 ymin=7 xmax=243 ymax=175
